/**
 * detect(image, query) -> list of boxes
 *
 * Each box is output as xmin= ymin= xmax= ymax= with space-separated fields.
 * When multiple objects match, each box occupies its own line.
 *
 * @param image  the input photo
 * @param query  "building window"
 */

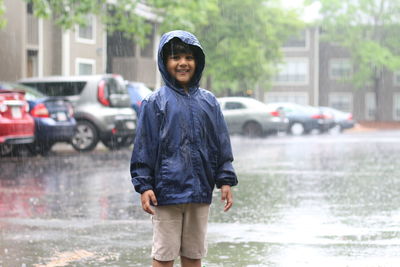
xmin=27 ymin=3 xmax=33 ymax=14
xmin=365 ymin=92 xmax=376 ymax=121
xmin=76 ymin=58 xmax=95 ymax=75
xmin=394 ymin=71 xmax=400 ymax=86
xmin=274 ymin=59 xmax=309 ymax=85
xmin=329 ymin=58 xmax=352 ymax=80
xmin=282 ymin=29 xmax=309 ymax=50
xmin=27 ymin=50 xmax=38 ymax=77
xmin=76 ymin=15 xmax=96 ymax=44
xmin=329 ymin=92 xmax=353 ymax=113
xmin=265 ymin=92 xmax=309 ymax=105
xmin=393 ymin=93 xmax=400 ymax=121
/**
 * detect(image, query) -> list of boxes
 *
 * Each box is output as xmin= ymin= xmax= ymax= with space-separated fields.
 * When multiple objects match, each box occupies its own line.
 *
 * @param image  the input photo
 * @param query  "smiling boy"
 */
xmin=130 ymin=30 xmax=238 ymax=267
xmin=166 ymin=52 xmax=195 ymax=92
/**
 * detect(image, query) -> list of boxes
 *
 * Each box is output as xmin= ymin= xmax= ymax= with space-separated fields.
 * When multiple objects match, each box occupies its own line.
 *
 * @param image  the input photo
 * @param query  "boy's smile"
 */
xmin=166 ymin=53 xmax=196 ymax=90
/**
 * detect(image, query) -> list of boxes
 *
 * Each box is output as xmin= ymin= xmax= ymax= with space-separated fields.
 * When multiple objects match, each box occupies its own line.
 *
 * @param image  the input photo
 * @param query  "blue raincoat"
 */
xmin=130 ymin=30 xmax=238 ymax=205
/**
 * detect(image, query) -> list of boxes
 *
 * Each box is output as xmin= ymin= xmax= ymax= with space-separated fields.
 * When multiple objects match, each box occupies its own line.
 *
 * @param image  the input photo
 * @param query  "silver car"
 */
xmin=218 ymin=97 xmax=289 ymax=137
xmin=19 ymin=74 xmax=136 ymax=152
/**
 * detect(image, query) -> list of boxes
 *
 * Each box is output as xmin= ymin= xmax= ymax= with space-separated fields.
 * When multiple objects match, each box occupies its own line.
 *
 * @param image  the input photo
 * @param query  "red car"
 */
xmin=0 ymin=90 xmax=35 ymax=156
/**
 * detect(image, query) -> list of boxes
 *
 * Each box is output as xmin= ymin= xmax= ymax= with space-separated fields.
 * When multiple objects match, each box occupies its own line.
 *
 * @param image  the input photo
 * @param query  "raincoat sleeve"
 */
xmin=130 ymin=98 xmax=160 ymax=194
xmin=215 ymin=101 xmax=238 ymax=189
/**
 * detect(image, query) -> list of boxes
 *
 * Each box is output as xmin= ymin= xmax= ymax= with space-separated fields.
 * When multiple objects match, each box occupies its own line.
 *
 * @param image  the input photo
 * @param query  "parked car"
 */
xmin=0 ymin=89 xmax=35 ymax=156
xmin=218 ymin=97 xmax=289 ymax=137
xmin=319 ymin=106 xmax=356 ymax=133
xmin=266 ymin=102 xmax=335 ymax=135
xmin=19 ymin=74 xmax=136 ymax=152
xmin=0 ymin=82 xmax=76 ymax=155
xmin=125 ymin=81 xmax=153 ymax=115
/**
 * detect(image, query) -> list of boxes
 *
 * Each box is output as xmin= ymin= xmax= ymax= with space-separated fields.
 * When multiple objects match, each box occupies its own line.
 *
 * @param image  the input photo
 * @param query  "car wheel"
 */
xmin=0 ymin=144 xmax=13 ymax=156
xmin=71 ymin=120 xmax=99 ymax=152
xmin=243 ymin=122 xmax=263 ymax=137
xmin=329 ymin=124 xmax=342 ymax=135
xmin=290 ymin=122 xmax=305 ymax=136
xmin=27 ymin=142 xmax=54 ymax=156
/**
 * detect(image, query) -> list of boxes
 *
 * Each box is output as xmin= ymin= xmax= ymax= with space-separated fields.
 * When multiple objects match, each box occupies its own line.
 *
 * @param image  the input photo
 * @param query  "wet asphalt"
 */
xmin=1 ymin=130 xmax=400 ymax=267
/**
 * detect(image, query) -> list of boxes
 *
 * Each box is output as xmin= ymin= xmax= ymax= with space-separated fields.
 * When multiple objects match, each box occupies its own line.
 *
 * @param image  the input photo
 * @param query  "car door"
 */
xmin=221 ymin=101 xmax=247 ymax=134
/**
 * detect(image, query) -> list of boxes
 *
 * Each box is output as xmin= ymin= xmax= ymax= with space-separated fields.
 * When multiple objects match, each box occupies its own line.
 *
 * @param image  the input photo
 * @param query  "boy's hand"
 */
xmin=221 ymin=185 xmax=233 ymax=212
xmin=141 ymin=190 xmax=158 ymax=215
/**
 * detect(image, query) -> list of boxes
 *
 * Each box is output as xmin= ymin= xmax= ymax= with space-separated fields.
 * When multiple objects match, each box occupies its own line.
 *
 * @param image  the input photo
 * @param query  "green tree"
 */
xmin=0 ymin=0 xmax=303 ymax=95
xmin=306 ymin=0 xmax=400 ymax=120
xmin=0 ymin=0 xmax=6 ymax=28
xmin=19 ymin=0 xmax=153 ymax=46
xmin=196 ymin=0 xmax=303 ymax=94
xmin=150 ymin=0 xmax=303 ymax=94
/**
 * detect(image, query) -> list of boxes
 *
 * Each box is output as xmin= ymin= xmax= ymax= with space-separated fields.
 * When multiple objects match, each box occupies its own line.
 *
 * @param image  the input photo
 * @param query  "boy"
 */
xmin=130 ymin=30 xmax=238 ymax=267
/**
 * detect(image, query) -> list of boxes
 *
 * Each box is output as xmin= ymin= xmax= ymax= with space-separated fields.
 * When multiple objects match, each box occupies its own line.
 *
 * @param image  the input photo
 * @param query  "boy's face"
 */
xmin=166 ymin=53 xmax=196 ymax=89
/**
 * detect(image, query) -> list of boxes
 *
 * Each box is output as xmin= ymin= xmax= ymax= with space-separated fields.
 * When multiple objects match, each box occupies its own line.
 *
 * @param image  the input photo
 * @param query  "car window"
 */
xmin=107 ymin=77 xmax=127 ymax=95
xmin=225 ymin=102 xmax=245 ymax=110
xmin=23 ymin=82 xmax=86 ymax=96
xmin=282 ymin=107 xmax=293 ymax=113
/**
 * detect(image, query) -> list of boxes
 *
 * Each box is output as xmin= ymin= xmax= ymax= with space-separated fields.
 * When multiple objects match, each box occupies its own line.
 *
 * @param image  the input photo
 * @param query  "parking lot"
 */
xmin=1 ymin=130 xmax=400 ymax=266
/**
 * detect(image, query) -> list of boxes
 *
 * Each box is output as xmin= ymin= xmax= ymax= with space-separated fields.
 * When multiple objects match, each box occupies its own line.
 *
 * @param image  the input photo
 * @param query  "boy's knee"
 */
xmin=181 ymin=256 xmax=201 ymax=267
xmin=153 ymin=258 xmax=174 ymax=267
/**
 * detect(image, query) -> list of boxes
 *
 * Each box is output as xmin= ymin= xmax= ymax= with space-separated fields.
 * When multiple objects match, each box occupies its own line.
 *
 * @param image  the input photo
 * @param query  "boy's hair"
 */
xmin=162 ymin=37 xmax=200 ymax=65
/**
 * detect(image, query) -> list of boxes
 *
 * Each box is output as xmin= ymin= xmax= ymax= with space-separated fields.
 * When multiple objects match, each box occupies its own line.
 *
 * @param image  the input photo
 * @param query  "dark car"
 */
xmin=125 ymin=81 xmax=152 ymax=115
xmin=0 ymin=89 xmax=35 ymax=156
xmin=0 ymin=82 xmax=76 ymax=155
xmin=266 ymin=102 xmax=335 ymax=135
xmin=320 ymin=106 xmax=356 ymax=133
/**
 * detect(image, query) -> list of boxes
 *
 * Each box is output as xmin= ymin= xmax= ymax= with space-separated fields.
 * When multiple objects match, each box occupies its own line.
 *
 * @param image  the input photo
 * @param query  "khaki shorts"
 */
xmin=151 ymin=203 xmax=210 ymax=261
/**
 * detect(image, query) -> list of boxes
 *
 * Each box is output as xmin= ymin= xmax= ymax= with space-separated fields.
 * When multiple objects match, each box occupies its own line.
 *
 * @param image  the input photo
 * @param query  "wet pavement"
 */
xmin=1 ymin=130 xmax=400 ymax=266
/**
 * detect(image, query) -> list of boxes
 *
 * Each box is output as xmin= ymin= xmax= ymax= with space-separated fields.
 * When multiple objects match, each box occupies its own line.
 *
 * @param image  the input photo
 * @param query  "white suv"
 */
xmin=19 ymin=74 xmax=136 ymax=152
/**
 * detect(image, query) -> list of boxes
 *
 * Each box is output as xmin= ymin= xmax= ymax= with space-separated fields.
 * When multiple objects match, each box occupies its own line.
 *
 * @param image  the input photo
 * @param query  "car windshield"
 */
xmin=245 ymin=99 xmax=269 ymax=109
xmin=136 ymin=84 xmax=152 ymax=97
xmin=127 ymin=82 xmax=152 ymax=97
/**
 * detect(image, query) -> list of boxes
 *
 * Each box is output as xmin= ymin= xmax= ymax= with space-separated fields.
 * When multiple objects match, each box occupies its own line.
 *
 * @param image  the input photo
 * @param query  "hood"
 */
xmin=158 ymin=30 xmax=205 ymax=95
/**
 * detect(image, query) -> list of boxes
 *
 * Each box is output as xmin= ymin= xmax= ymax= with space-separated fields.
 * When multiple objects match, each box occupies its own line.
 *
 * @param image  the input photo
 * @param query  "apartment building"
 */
xmin=265 ymin=27 xmax=320 ymax=106
xmin=0 ymin=0 xmax=159 ymax=88
xmin=107 ymin=22 xmax=159 ymax=89
xmin=0 ymin=0 xmax=106 ymax=80
xmin=319 ymin=41 xmax=400 ymax=121
xmin=265 ymin=27 xmax=400 ymax=122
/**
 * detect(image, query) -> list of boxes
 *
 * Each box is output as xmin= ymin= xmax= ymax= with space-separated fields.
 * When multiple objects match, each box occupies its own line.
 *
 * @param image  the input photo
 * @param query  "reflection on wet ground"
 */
xmin=1 ymin=131 xmax=400 ymax=266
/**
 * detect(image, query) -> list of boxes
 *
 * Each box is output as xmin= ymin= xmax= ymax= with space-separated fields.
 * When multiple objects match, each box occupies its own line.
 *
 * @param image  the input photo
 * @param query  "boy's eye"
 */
xmin=169 ymin=54 xmax=194 ymax=61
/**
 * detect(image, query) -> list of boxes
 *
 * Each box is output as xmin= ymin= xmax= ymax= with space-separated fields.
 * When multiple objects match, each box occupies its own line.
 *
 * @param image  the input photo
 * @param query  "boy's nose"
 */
xmin=178 ymin=59 xmax=188 ymax=65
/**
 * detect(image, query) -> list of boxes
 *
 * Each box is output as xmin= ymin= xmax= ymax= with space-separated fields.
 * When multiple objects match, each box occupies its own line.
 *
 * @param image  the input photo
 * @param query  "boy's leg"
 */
xmin=153 ymin=259 xmax=174 ymax=267
xmin=181 ymin=256 xmax=201 ymax=267
xmin=180 ymin=203 xmax=210 ymax=261
xmin=152 ymin=205 xmax=184 ymax=263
